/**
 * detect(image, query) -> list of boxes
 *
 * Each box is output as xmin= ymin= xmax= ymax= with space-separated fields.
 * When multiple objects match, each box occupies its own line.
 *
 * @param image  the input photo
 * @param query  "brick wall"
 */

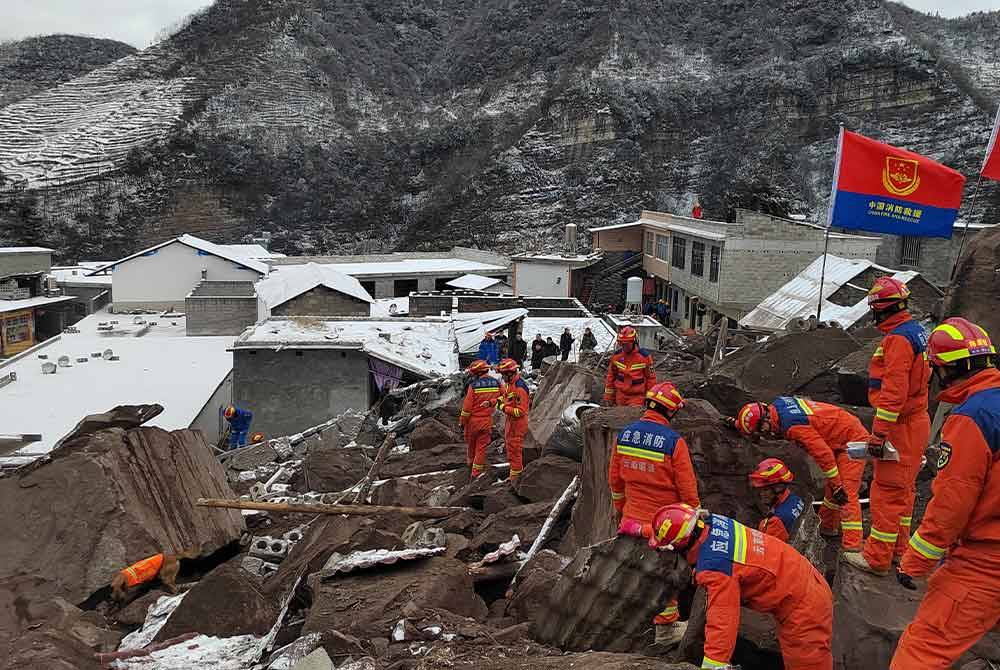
xmin=233 ymin=347 xmax=369 ymax=437
xmin=272 ymin=285 xmax=371 ymax=317
xmin=593 ymin=226 xmax=642 ymax=251
xmin=190 ymin=280 xmax=255 ymax=297
xmin=0 ymin=251 xmax=51 ymax=277
xmin=185 ymin=296 xmax=258 ymax=335
xmin=409 ymin=295 xmax=454 ymax=317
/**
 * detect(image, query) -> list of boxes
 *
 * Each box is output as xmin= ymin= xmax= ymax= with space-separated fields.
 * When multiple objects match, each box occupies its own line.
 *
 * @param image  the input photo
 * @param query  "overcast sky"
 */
xmin=1 ymin=0 xmax=999 ymax=49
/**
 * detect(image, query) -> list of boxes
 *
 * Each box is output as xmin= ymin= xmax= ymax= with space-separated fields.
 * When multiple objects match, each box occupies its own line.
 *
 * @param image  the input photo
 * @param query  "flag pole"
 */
xmin=817 ymin=125 xmax=846 ymax=322
xmin=949 ymin=174 xmax=985 ymax=285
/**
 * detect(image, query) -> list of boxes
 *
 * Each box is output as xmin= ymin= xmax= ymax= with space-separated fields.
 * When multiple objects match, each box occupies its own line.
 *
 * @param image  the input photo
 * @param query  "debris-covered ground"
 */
xmin=1 ymin=329 xmax=997 ymax=670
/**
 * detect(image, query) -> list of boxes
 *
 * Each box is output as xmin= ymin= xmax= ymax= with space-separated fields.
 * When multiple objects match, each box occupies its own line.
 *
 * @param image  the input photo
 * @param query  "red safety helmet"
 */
xmin=618 ymin=326 xmax=638 ymax=344
xmin=223 ymin=405 xmax=236 ymax=419
xmin=927 ymin=317 xmax=996 ymax=368
xmin=467 ymin=360 xmax=490 ymax=376
xmin=250 ymin=432 xmax=266 ymax=444
xmin=749 ymin=458 xmax=794 ymax=488
xmin=646 ymin=381 xmax=684 ymax=414
xmin=735 ymin=402 xmax=768 ymax=436
xmin=648 ymin=503 xmax=703 ymax=551
xmin=867 ymin=276 xmax=911 ymax=312
xmin=497 ymin=358 xmax=519 ymax=375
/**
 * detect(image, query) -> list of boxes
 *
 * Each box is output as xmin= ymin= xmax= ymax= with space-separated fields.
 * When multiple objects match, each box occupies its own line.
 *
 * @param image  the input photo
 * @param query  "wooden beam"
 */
xmin=195 ymin=498 xmax=467 ymax=519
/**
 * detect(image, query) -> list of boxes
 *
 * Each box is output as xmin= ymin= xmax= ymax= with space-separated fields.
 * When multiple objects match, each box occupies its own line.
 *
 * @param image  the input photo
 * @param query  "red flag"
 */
xmin=982 ymin=104 xmax=1000 ymax=182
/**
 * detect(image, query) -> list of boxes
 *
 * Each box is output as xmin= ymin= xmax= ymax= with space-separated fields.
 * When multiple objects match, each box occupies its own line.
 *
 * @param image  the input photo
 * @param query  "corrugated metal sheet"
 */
xmin=739 ymin=254 xmax=919 ymax=332
xmin=320 ymin=546 xmax=446 ymax=577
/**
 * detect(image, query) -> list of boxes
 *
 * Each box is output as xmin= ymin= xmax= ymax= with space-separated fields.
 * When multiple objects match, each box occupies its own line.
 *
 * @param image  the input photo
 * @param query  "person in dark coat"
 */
xmin=559 ymin=327 xmax=575 ymax=361
xmin=581 ymin=327 xmax=598 ymax=352
xmin=477 ymin=332 xmax=499 ymax=365
xmin=510 ymin=335 xmax=528 ymax=366
xmin=543 ymin=337 xmax=559 ymax=359
xmin=530 ymin=333 xmax=546 ymax=370
xmin=495 ymin=332 xmax=509 ymax=358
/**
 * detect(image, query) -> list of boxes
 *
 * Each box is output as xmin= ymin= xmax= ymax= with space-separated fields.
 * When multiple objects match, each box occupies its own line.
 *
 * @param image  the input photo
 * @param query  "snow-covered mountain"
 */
xmin=0 ymin=0 xmax=997 ymax=261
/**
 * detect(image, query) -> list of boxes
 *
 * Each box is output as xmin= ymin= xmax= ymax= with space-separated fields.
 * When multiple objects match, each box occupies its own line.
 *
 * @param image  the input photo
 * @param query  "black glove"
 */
xmin=721 ymin=416 xmax=738 ymax=430
xmin=831 ymin=485 xmax=849 ymax=507
xmin=896 ymin=568 xmax=916 ymax=591
xmin=867 ymin=433 xmax=887 ymax=459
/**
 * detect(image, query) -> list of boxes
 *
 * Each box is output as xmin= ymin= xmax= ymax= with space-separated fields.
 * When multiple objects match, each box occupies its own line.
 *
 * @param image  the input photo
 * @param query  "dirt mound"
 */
xmin=513 ymin=454 xmax=580 ymax=503
xmin=293 ymin=445 xmax=373 ymax=493
xmin=408 ymin=417 xmax=461 ymax=451
xmin=303 ymin=557 xmax=487 ymax=639
xmin=468 ymin=652 xmax=697 ymax=669
xmin=0 ymin=419 xmax=242 ymax=607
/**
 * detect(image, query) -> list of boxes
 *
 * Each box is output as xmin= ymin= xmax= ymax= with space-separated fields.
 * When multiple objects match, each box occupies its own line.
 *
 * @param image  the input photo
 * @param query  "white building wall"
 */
xmin=514 ymin=262 xmax=570 ymax=297
xmin=110 ymin=241 xmax=263 ymax=311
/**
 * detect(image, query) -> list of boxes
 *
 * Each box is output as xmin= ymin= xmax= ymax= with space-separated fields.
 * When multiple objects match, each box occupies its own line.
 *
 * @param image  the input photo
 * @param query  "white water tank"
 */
xmin=565 ymin=223 xmax=578 ymax=252
xmin=626 ymin=276 xmax=643 ymax=305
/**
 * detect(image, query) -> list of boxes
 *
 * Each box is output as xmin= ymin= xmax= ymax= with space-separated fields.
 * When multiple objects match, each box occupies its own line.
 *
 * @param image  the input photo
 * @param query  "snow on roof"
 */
xmin=589 ymin=221 xmax=643 ymax=232
xmin=639 ymin=218 xmax=728 ymax=241
xmin=86 ymin=234 xmax=269 ymax=276
xmin=0 ymin=246 xmax=53 ymax=254
xmin=512 ymin=251 xmax=604 ymax=267
xmin=445 ymin=274 xmax=506 ymax=291
xmin=256 ymin=263 xmax=374 ymax=309
xmin=317 ymin=258 xmax=506 ymax=277
xmin=453 ymin=309 xmax=529 ymax=353
xmin=49 ymin=266 xmax=113 ymax=286
xmin=234 ymin=317 xmax=459 ymax=378
xmin=370 ymin=297 xmax=410 ymax=317
xmin=739 ymin=254 xmax=924 ymax=332
xmin=0 ymin=294 xmax=75 ymax=313
xmin=523 ymin=316 xmax=616 ymax=353
xmin=0 ymin=310 xmax=232 ymax=457
xmin=219 ymin=243 xmax=286 ymax=259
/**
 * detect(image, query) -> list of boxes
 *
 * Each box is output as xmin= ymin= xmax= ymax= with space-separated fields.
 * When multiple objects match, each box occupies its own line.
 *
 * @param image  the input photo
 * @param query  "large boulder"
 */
xmin=506 ymin=549 xmax=572 ymax=627
xmin=513 ymin=454 xmax=580 ymax=503
xmin=469 ymin=501 xmax=558 ymax=554
xmin=947 ymin=224 xmax=1000 ymax=342
xmin=293 ymin=445 xmax=373 ymax=493
xmin=371 ymin=478 xmax=431 ymax=507
xmin=303 ymin=557 xmax=487 ymax=639
xmin=0 ymin=419 xmax=243 ymax=607
xmin=408 ymin=417 xmax=460 ymax=451
xmin=524 ymin=362 xmax=604 ymax=461
xmin=381 ymin=442 xmax=471 ymax=479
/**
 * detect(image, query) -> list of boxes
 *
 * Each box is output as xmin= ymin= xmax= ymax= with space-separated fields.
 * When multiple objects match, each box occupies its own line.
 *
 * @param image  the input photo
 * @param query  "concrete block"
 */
xmin=249 ymin=535 xmax=290 ymax=562
xmin=291 ymin=648 xmax=333 ymax=670
xmin=283 ymin=528 xmax=305 ymax=544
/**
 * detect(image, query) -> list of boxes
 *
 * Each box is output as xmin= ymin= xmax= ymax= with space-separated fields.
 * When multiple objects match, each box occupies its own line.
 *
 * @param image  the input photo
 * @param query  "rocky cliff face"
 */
xmin=0 ymin=0 xmax=997 ymax=261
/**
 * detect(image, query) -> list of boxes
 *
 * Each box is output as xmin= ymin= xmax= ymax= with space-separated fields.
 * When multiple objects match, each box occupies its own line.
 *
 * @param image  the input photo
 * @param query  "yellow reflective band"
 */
xmin=617 ymin=445 xmax=666 ymax=462
xmin=841 ymin=521 xmax=863 ymax=530
xmin=460 ymin=410 xmax=471 ymax=416
xmin=909 ymin=531 xmax=946 ymax=560
xmin=759 ymin=463 xmax=784 ymax=477
xmin=873 ymin=346 xmax=884 ymax=358
xmin=474 ymin=387 xmax=498 ymax=393
xmin=510 ymin=469 xmax=523 ymax=475
xmin=512 ymin=409 xmax=522 ymax=418
xmin=648 ymin=392 xmax=679 ymax=408
xmin=899 ymin=516 xmax=912 ymax=527
xmin=614 ymin=361 xmax=627 ymax=369
xmin=605 ymin=386 xmax=615 ymax=393
xmin=870 ymin=527 xmax=899 ymax=543
xmin=822 ymin=499 xmax=840 ymax=510
xmin=629 ymin=363 xmax=647 ymax=369
xmin=702 ymin=657 xmax=729 ymax=669
xmin=875 ymin=408 xmax=899 ymax=422
xmin=937 ymin=348 xmax=971 ymax=363
xmin=796 ymin=398 xmax=815 ymax=415
xmin=660 ymin=605 xmax=679 ymax=615
xmin=823 ymin=466 xmax=840 ymax=478
xmin=611 ymin=492 xmax=625 ymax=500
xmin=933 ymin=323 xmax=965 ymax=341
xmin=472 ymin=464 xmax=485 ymax=471
xmin=732 ymin=521 xmax=749 ymax=564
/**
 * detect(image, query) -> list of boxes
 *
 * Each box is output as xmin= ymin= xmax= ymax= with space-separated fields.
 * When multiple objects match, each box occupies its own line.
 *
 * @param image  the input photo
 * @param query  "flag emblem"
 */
xmin=883 ymin=157 xmax=920 ymax=196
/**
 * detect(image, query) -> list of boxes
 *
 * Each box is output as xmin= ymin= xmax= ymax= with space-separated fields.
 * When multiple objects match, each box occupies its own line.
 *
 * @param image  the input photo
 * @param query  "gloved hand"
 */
xmin=831 ymin=485 xmax=849 ymax=507
xmin=896 ymin=568 xmax=917 ymax=591
xmin=867 ymin=433 xmax=887 ymax=459
xmin=720 ymin=416 xmax=738 ymax=430
xmin=618 ymin=517 xmax=644 ymax=537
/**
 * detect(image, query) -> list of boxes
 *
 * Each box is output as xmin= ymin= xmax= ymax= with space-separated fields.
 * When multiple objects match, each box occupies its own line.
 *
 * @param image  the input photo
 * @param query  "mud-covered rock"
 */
xmin=513 ymin=454 xmax=580 ymax=503
xmin=382 ymin=442 xmax=470 ymax=479
xmin=371 ymin=477 xmax=432 ymax=507
xmin=114 ymin=589 xmax=169 ymax=627
xmin=470 ymin=501 xmax=558 ymax=554
xmin=506 ymin=549 xmax=572 ymax=627
xmin=293 ymin=445 xmax=373 ymax=493
xmin=408 ymin=417 xmax=461 ymax=451
xmin=524 ymin=362 xmax=604 ymax=460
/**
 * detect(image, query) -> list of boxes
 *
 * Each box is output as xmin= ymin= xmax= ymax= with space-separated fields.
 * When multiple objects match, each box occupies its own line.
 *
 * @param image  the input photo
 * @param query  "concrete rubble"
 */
xmin=1 ymin=326 xmax=989 ymax=670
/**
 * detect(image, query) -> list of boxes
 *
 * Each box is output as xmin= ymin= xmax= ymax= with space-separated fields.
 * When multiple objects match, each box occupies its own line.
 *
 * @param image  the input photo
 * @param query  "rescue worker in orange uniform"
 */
xmin=649 ymin=503 xmax=833 ymax=670
xmin=890 ymin=318 xmax=1000 ymax=670
xmin=734 ymin=397 xmax=866 ymax=551
xmin=749 ymin=458 xmax=805 ymax=544
xmin=609 ymin=381 xmax=700 ymax=647
xmin=459 ymin=360 xmax=501 ymax=479
xmin=845 ymin=277 xmax=931 ymax=575
xmin=497 ymin=358 xmax=530 ymax=483
xmin=604 ymin=326 xmax=656 ymax=407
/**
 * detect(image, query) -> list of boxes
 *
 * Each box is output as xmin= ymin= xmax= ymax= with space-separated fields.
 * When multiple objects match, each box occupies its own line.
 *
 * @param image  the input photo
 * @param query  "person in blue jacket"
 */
xmin=478 ymin=331 xmax=500 ymax=365
xmin=223 ymin=405 xmax=254 ymax=449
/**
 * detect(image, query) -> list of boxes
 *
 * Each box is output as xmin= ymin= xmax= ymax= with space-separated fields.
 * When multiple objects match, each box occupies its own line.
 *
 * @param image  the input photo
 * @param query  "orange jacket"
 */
xmin=609 ymin=411 xmax=700 ymax=523
xmin=604 ymin=347 xmax=656 ymax=403
xmin=769 ymin=396 xmax=870 ymax=488
xmin=500 ymin=375 xmax=531 ymax=426
xmin=460 ymin=375 xmax=501 ymax=427
xmin=121 ymin=553 xmax=165 ymax=587
xmin=868 ymin=311 xmax=930 ymax=435
xmin=759 ymin=489 xmax=805 ymax=543
xmin=687 ymin=514 xmax=826 ymax=667
xmin=901 ymin=367 xmax=1000 ymax=577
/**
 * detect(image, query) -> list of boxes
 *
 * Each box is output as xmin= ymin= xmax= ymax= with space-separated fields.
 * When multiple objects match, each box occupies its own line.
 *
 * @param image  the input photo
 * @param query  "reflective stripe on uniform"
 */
xmin=875 ymin=407 xmax=899 ymax=423
xmin=460 ymin=410 xmax=471 ymax=417
xmin=629 ymin=363 xmax=647 ymax=370
xmin=823 ymin=465 xmax=840 ymax=479
xmin=870 ymin=527 xmax=899 ymax=543
xmin=614 ymin=360 xmax=627 ymax=369
xmin=610 ymin=491 xmax=625 ymax=500
xmin=909 ymin=531 xmax=946 ymax=560
xmin=660 ymin=605 xmax=679 ymax=616
xmin=617 ymin=444 xmax=666 ymax=462
xmin=899 ymin=516 xmax=912 ymax=528
xmin=474 ymin=387 xmax=498 ymax=394
xmin=822 ymin=498 xmax=841 ymax=510
xmin=873 ymin=346 xmax=884 ymax=357
xmin=841 ymin=521 xmax=863 ymax=530
xmin=702 ymin=657 xmax=729 ymax=669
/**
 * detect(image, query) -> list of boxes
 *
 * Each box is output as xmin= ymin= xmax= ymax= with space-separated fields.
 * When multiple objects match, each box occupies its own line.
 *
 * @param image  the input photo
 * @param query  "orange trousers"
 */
xmin=775 ymin=571 xmax=834 ymax=670
xmin=891 ymin=544 xmax=1000 ymax=670
xmin=818 ymin=452 xmax=865 ymax=551
xmin=615 ymin=391 xmax=647 ymax=407
xmin=504 ymin=419 xmax=527 ymax=481
xmin=464 ymin=419 xmax=492 ymax=478
xmin=863 ymin=413 xmax=929 ymax=570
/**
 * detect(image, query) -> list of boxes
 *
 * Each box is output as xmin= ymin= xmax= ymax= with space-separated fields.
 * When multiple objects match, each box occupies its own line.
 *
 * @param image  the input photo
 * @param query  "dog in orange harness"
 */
xmin=110 ymin=550 xmax=196 ymax=602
